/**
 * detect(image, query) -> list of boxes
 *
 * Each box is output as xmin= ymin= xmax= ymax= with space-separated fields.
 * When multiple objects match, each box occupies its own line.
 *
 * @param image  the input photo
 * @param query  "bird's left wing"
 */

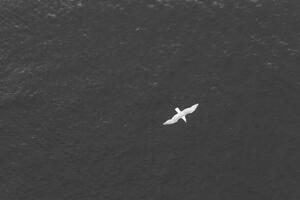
xmin=182 ymin=104 xmax=199 ymax=115
xmin=163 ymin=119 xmax=174 ymax=125
xmin=163 ymin=114 xmax=180 ymax=125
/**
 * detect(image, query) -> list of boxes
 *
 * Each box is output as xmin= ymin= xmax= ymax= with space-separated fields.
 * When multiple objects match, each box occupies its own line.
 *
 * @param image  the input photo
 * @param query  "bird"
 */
xmin=163 ymin=103 xmax=199 ymax=125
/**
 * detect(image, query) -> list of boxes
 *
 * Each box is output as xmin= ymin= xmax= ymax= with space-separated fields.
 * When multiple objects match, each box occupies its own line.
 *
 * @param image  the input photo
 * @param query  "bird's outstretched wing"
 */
xmin=163 ymin=115 xmax=180 ymax=125
xmin=181 ymin=104 xmax=199 ymax=115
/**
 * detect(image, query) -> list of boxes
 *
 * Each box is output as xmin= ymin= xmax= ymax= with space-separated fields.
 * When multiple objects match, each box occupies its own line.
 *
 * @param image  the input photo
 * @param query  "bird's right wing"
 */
xmin=182 ymin=104 xmax=199 ymax=115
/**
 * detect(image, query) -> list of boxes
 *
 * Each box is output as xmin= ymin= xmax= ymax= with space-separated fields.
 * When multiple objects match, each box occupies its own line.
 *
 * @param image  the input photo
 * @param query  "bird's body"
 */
xmin=163 ymin=104 xmax=199 ymax=125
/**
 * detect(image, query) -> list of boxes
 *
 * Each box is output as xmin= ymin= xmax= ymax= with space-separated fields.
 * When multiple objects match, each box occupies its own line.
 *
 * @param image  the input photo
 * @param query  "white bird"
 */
xmin=163 ymin=104 xmax=199 ymax=125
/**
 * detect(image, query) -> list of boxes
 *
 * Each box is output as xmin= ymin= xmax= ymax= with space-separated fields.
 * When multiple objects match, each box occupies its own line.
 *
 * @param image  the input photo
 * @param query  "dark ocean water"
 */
xmin=0 ymin=0 xmax=299 ymax=199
